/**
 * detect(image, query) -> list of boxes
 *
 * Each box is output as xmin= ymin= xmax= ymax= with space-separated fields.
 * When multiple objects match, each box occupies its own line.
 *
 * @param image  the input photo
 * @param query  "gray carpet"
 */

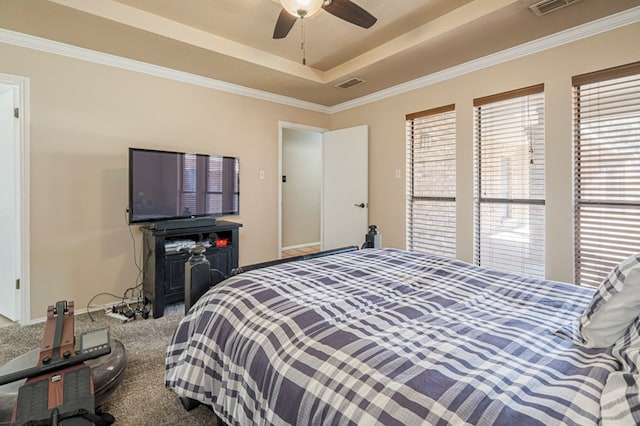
xmin=0 ymin=303 xmax=217 ymax=425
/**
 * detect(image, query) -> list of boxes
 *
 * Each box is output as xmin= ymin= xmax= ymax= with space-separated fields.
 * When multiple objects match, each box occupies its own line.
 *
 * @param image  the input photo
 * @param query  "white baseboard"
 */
xmin=282 ymin=242 xmax=321 ymax=251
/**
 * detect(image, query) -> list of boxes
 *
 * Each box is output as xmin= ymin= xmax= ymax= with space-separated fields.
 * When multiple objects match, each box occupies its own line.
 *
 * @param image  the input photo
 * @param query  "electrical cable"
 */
xmin=124 ymin=206 xmax=149 ymax=311
xmin=210 ymin=269 xmax=227 ymax=285
xmin=125 ymin=208 xmax=142 ymax=274
xmin=85 ymin=292 xmax=127 ymax=322
xmin=85 ymin=208 xmax=148 ymax=322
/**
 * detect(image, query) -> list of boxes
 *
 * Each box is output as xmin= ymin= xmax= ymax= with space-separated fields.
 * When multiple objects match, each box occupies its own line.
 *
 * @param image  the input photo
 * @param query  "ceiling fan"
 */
xmin=273 ymin=0 xmax=377 ymax=39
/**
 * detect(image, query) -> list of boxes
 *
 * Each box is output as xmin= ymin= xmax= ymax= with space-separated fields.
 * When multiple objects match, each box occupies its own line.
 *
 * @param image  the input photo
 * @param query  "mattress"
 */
xmin=166 ymin=248 xmax=620 ymax=425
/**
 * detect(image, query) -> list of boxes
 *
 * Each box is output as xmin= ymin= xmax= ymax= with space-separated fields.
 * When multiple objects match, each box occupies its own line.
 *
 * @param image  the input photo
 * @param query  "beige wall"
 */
xmin=282 ymin=128 xmax=321 ymax=248
xmin=0 ymin=43 xmax=329 ymax=320
xmin=330 ymin=22 xmax=640 ymax=284
xmin=1 ymin=22 xmax=639 ymax=320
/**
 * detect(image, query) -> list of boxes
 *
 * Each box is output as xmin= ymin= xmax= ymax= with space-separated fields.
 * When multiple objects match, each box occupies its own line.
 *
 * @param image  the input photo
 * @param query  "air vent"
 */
xmin=334 ymin=77 xmax=365 ymax=89
xmin=529 ymin=0 xmax=581 ymax=16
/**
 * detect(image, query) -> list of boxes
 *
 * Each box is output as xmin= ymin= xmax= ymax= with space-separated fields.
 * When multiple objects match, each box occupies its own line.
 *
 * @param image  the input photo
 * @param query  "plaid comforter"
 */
xmin=165 ymin=248 xmax=620 ymax=425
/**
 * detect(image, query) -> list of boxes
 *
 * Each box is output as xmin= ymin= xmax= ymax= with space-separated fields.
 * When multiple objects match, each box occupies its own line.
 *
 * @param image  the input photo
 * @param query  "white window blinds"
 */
xmin=406 ymin=104 xmax=456 ymax=258
xmin=473 ymin=85 xmax=545 ymax=278
xmin=573 ymin=62 xmax=640 ymax=287
xmin=180 ymin=153 xmax=197 ymax=214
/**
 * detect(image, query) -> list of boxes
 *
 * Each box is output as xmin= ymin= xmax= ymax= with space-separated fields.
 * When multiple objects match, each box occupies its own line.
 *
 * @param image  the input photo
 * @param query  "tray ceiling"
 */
xmin=0 ymin=0 xmax=638 ymax=107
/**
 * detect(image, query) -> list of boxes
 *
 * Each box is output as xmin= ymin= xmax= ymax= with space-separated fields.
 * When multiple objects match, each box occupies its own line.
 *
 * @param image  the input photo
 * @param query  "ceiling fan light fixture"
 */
xmin=280 ymin=0 xmax=324 ymax=19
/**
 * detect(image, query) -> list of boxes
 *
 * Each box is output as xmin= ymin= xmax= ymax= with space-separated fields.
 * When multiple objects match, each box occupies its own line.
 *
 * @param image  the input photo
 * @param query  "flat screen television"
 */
xmin=128 ymin=148 xmax=240 ymax=224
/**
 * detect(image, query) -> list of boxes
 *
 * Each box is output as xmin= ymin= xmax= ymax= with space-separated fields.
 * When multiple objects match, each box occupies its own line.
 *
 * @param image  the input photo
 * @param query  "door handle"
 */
xmin=354 ymin=203 xmax=367 ymax=208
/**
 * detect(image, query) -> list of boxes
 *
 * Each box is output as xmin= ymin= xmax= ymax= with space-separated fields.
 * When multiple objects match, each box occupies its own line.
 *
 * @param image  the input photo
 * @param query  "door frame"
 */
xmin=0 ymin=73 xmax=30 ymax=325
xmin=277 ymin=121 xmax=327 ymax=259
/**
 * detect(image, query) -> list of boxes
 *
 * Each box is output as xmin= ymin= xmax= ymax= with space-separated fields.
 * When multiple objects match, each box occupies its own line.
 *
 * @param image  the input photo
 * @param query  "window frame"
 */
xmin=473 ymin=84 xmax=546 ymax=278
xmin=406 ymin=104 xmax=457 ymax=258
xmin=572 ymin=61 xmax=640 ymax=286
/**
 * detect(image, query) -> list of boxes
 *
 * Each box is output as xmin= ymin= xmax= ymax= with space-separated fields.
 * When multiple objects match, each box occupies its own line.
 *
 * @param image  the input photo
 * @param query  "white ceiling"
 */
xmin=1 ymin=0 xmax=639 ymax=107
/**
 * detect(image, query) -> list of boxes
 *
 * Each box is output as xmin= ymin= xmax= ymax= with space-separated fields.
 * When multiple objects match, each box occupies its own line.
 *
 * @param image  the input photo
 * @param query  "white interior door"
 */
xmin=0 ymin=84 xmax=19 ymax=321
xmin=322 ymin=125 xmax=368 ymax=250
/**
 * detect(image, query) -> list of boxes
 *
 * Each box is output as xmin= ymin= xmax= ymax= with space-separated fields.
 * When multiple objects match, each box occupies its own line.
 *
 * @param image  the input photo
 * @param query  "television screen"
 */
xmin=128 ymin=148 xmax=239 ymax=224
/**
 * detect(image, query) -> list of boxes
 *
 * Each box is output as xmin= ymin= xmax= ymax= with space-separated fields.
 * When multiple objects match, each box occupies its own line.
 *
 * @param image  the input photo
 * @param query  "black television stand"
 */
xmin=141 ymin=220 xmax=241 ymax=318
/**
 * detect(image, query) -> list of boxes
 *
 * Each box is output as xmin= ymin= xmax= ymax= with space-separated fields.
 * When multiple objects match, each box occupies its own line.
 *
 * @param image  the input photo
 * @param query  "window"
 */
xmin=207 ymin=156 xmax=240 ymax=214
xmin=406 ymin=104 xmax=456 ymax=258
xmin=573 ymin=62 xmax=640 ymax=287
xmin=180 ymin=153 xmax=197 ymax=215
xmin=473 ymin=85 xmax=545 ymax=278
xmin=181 ymin=154 xmax=240 ymax=216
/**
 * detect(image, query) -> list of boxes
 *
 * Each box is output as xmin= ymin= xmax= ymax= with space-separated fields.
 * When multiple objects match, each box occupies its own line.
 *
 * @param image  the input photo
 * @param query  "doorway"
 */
xmin=279 ymin=123 xmax=324 ymax=259
xmin=0 ymin=73 xmax=30 ymax=325
xmin=278 ymin=122 xmax=369 ymax=259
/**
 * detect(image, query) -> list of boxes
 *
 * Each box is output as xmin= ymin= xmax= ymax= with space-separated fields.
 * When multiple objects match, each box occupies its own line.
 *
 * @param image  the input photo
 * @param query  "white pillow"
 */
xmin=612 ymin=317 xmax=640 ymax=373
xmin=577 ymin=254 xmax=640 ymax=348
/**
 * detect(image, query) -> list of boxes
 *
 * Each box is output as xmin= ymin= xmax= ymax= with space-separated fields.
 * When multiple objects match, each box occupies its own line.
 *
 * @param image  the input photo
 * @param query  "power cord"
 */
xmin=210 ymin=269 xmax=227 ymax=285
xmin=84 ymin=208 xmax=150 ymax=322
xmin=125 ymin=207 xmax=144 ymax=286
xmin=85 ymin=292 xmax=128 ymax=322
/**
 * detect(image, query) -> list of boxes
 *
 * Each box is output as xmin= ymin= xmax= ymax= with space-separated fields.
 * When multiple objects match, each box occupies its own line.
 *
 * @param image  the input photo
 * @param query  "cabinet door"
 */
xmin=166 ymin=253 xmax=190 ymax=297
xmin=206 ymin=247 xmax=233 ymax=279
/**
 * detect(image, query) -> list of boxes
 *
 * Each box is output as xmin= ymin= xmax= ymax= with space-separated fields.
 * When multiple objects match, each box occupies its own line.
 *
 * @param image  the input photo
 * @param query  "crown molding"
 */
xmin=327 ymin=5 xmax=640 ymax=114
xmin=48 ymin=0 xmax=324 ymax=83
xmin=0 ymin=28 xmax=331 ymax=114
xmin=0 ymin=5 xmax=638 ymax=115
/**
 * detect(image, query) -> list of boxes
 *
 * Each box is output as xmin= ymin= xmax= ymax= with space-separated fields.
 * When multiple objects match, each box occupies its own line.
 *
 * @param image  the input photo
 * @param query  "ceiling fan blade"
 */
xmin=273 ymin=8 xmax=297 ymax=39
xmin=322 ymin=0 xmax=377 ymax=29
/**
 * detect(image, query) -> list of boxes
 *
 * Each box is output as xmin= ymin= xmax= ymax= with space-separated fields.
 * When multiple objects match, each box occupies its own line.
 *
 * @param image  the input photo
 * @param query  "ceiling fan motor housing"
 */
xmin=273 ymin=0 xmax=377 ymax=40
xmin=280 ymin=0 xmax=324 ymax=18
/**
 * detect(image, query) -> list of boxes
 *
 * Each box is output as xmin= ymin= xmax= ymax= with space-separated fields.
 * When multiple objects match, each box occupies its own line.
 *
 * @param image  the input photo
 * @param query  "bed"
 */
xmin=165 ymin=248 xmax=640 ymax=425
